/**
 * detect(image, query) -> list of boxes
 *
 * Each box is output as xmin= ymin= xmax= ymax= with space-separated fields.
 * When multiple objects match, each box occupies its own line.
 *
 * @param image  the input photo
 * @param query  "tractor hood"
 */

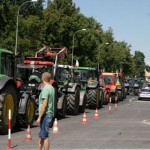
xmin=106 ymin=85 xmax=117 ymax=92
xmin=87 ymin=79 xmax=98 ymax=88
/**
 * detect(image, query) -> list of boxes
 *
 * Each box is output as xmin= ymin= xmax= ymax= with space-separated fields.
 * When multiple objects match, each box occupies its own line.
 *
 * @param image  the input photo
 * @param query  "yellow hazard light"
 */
xmin=116 ymin=82 xmax=121 ymax=86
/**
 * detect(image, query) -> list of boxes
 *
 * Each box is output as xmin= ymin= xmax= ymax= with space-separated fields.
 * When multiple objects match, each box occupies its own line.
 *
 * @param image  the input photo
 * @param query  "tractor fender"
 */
xmin=79 ymin=90 xmax=86 ymax=106
xmin=0 ymin=76 xmax=16 ymax=91
xmin=18 ymin=92 xmax=30 ymax=114
xmin=87 ymin=80 xmax=98 ymax=89
xmin=67 ymin=83 xmax=80 ymax=93
xmin=57 ymin=93 xmax=65 ymax=109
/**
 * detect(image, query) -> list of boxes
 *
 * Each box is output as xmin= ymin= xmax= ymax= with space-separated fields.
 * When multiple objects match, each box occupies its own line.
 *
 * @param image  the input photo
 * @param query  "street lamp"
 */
xmin=15 ymin=0 xmax=37 ymax=56
xmin=71 ymin=29 xmax=86 ymax=66
xmin=98 ymin=42 xmax=109 ymax=73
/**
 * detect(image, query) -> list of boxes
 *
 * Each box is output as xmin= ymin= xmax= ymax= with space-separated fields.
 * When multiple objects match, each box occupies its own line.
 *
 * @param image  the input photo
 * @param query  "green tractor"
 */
xmin=56 ymin=65 xmax=86 ymax=115
xmin=0 ymin=49 xmax=17 ymax=134
xmin=0 ymin=48 xmax=36 ymax=134
xmin=73 ymin=67 xmax=104 ymax=109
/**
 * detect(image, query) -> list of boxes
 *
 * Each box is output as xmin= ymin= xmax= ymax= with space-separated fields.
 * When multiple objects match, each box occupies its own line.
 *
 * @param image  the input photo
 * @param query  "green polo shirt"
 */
xmin=39 ymin=84 xmax=55 ymax=116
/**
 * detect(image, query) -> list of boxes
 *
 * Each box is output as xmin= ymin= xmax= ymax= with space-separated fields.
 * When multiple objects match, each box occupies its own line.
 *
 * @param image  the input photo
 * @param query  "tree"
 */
xmin=133 ymin=51 xmax=145 ymax=78
xmin=145 ymin=65 xmax=150 ymax=72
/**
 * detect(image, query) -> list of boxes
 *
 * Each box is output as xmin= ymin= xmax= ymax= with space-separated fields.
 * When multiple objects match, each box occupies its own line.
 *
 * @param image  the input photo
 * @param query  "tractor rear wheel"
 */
xmin=67 ymin=88 xmax=80 ymax=115
xmin=0 ymin=85 xmax=17 ymax=134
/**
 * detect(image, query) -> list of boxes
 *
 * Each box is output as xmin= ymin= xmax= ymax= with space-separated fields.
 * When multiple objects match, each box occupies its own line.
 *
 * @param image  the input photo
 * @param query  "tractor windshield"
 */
xmin=55 ymin=68 xmax=70 ymax=83
xmin=103 ymin=76 xmax=113 ymax=85
xmin=74 ymin=70 xmax=96 ymax=81
xmin=1 ymin=53 xmax=14 ymax=77
xmin=17 ymin=64 xmax=53 ymax=82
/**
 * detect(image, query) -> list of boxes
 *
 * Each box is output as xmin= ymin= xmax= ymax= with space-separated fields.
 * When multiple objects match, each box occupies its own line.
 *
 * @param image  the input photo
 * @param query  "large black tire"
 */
xmin=134 ymin=89 xmax=139 ymax=96
xmin=0 ymin=85 xmax=17 ymax=134
xmin=103 ymin=91 xmax=109 ymax=105
xmin=54 ymin=87 xmax=58 ymax=117
xmin=59 ymin=95 xmax=67 ymax=118
xmin=99 ymin=90 xmax=104 ymax=108
xmin=79 ymin=93 xmax=87 ymax=113
xmin=118 ymin=90 xmax=124 ymax=101
xmin=66 ymin=88 xmax=80 ymax=115
xmin=19 ymin=97 xmax=36 ymax=128
xmin=123 ymin=87 xmax=126 ymax=99
xmin=87 ymin=88 xmax=100 ymax=109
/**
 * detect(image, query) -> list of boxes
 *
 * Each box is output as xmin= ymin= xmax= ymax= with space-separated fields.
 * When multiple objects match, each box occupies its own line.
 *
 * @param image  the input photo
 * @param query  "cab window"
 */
xmin=1 ymin=53 xmax=14 ymax=77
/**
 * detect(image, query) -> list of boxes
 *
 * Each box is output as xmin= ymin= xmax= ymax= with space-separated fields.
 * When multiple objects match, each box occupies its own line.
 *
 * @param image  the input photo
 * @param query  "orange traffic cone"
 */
xmin=25 ymin=125 xmax=32 ymax=142
xmin=94 ymin=108 xmax=99 ymax=119
xmin=82 ymin=112 xmax=87 ymax=124
xmin=52 ymin=118 xmax=59 ymax=134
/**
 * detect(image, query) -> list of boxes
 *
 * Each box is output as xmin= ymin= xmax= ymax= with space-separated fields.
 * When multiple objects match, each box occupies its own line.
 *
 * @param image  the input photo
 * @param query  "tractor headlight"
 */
xmin=28 ymin=83 xmax=36 ymax=87
xmin=68 ymin=83 xmax=73 ymax=88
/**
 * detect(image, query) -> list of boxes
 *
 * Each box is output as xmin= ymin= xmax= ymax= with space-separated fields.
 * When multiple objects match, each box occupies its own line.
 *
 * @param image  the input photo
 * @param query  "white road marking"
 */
xmin=129 ymin=97 xmax=136 ymax=102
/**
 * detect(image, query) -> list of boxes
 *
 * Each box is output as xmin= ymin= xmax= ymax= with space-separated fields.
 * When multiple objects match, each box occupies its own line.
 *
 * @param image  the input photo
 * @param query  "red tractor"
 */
xmin=99 ymin=72 xmax=125 ymax=104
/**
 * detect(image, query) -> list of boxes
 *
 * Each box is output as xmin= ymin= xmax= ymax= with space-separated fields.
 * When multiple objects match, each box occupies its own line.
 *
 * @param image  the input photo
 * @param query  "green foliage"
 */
xmin=133 ymin=51 xmax=145 ymax=78
xmin=145 ymin=65 xmax=150 ymax=72
xmin=0 ymin=0 xmax=147 ymax=78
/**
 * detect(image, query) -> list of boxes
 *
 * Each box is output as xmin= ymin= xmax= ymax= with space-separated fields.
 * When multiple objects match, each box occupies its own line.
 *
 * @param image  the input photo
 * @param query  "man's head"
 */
xmin=41 ymin=72 xmax=51 ymax=83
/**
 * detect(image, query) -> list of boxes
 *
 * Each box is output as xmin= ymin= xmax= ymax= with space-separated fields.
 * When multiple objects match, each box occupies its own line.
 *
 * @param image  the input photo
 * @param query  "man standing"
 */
xmin=36 ymin=72 xmax=55 ymax=150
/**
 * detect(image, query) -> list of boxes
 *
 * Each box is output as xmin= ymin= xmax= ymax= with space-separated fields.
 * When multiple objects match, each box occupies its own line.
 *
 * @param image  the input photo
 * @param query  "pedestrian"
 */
xmin=36 ymin=72 xmax=55 ymax=150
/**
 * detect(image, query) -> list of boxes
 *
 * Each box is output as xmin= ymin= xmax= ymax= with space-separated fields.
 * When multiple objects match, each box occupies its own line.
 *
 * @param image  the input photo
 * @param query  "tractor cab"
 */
xmin=0 ymin=49 xmax=15 ymax=78
xmin=73 ymin=67 xmax=97 ymax=86
xmin=55 ymin=65 xmax=72 ymax=86
xmin=17 ymin=58 xmax=54 ymax=89
xmin=73 ymin=67 xmax=103 ymax=109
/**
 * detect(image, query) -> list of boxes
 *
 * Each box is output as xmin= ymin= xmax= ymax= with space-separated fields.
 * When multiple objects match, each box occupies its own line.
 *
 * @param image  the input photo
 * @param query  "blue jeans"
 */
xmin=39 ymin=114 xmax=53 ymax=138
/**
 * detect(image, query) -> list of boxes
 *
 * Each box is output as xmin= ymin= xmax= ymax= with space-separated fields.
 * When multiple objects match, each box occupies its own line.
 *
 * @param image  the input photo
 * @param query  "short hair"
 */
xmin=42 ymin=72 xmax=51 ymax=82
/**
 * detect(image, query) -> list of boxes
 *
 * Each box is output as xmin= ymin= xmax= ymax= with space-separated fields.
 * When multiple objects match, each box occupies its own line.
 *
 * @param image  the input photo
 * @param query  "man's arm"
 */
xmin=36 ymin=99 xmax=48 ymax=124
xmin=39 ymin=99 xmax=48 ymax=118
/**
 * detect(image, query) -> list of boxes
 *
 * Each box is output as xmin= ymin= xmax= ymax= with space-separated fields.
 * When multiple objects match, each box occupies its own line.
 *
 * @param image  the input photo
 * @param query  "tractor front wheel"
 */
xmin=99 ymin=90 xmax=104 ymax=108
xmin=59 ymin=96 xmax=67 ymax=118
xmin=24 ymin=97 xmax=35 ymax=126
xmin=67 ymin=88 xmax=80 ymax=115
xmin=79 ymin=94 xmax=87 ymax=113
xmin=18 ymin=96 xmax=36 ymax=128
xmin=87 ymin=88 xmax=100 ymax=109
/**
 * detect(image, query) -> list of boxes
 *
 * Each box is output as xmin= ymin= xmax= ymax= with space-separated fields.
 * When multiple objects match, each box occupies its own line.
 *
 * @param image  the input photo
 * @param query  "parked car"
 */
xmin=138 ymin=87 xmax=150 ymax=100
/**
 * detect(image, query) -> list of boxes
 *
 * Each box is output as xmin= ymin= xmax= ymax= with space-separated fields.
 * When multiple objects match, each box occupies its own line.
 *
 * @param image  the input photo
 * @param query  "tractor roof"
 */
xmin=58 ymin=64 xmax=73 ymax=69
xmin=0 ymin=49 xmax=13 ymax=54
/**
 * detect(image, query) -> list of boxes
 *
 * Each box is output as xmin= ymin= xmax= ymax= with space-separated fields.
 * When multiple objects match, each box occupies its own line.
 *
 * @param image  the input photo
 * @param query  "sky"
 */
xmin=72 ymin=0 xmax=150 ymax=65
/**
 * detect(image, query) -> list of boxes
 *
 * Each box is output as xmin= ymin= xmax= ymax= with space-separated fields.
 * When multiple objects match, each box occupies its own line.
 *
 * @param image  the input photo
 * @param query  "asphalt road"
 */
xmin=1 ymin=94 xmax=150 ymax=150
